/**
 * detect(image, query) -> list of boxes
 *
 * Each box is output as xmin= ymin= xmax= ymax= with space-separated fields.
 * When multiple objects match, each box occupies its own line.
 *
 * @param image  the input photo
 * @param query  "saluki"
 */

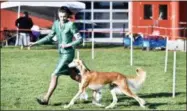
xmin=64 ymin=59 xmax=146 ymax=109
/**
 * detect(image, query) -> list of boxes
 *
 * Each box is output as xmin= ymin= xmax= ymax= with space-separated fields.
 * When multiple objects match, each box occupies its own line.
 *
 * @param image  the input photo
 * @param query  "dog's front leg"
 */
xmin=64 ymin=80 xmax=88 ymax=109
xmin=79 ymin=83 xmax=88 ymax=101
xmin=64 ymin=90 xmax=83 ymax=109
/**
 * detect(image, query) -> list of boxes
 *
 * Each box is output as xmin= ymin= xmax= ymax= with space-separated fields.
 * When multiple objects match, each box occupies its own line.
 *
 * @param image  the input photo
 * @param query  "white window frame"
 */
xmin=75 ymin=1 xmax=130 ymax=38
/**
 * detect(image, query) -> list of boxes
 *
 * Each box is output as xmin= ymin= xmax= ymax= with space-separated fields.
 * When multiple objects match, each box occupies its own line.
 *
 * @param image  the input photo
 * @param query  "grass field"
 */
xmin=1 ymin=45 xmax=186 ymax=110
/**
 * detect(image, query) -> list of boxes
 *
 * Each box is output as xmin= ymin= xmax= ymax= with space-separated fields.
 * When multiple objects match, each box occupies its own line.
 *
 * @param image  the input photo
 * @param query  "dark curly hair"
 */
xmin=58 ymin=6 xmax=73 ymax=18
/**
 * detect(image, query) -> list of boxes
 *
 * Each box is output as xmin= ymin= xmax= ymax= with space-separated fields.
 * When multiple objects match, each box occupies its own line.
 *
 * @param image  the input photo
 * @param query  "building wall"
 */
xmin=179 ymin=1 xmax=187 ymax=37
xmin=132 ymin=1 xmax=181 ymax=40
xmin=179 ymin=1 xmax=187 ymax=22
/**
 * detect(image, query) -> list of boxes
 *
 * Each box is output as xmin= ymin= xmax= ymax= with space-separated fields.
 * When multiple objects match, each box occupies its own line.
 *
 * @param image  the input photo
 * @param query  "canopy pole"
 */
xmin=15 ymin=3 xmax=21 ymax=46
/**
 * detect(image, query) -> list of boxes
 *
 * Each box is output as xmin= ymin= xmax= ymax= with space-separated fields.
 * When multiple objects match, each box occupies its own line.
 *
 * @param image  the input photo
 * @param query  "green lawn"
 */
xmin=1 ymin=45 xmax=186 ymax=110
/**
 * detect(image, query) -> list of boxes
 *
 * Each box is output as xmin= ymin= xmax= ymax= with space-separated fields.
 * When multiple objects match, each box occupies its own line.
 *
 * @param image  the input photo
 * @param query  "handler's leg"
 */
xmin=37 ymin=54 xmax=70 ymax=105
xmin=37 ymin=75 xmax=59 ymax=105
xmin=44 ymin=75 xmax=59 ymax=101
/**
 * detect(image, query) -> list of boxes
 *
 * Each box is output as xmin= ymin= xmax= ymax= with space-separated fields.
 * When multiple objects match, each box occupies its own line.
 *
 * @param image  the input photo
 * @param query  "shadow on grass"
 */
xmin=116 ymin=101 xmax=168 ymax=109
xmin=51 ymin=100 xmax=92 ymax=106
xmin=139 ymin=92 xmax=183 ymax=98
xmin=146 ymin=102 xmax=168 ymax=109
xmin=118 ymin=92 xmax=183 ymax=101
xmin=117 ymin=92 xmax=185 ymax=109
xmin=50 ymin=92 xmax=185 ymax=108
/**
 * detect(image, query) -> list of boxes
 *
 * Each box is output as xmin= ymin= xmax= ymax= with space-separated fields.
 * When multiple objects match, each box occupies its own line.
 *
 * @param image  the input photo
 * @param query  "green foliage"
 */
xmin=1 ymin=45 xmax=186 ymax=110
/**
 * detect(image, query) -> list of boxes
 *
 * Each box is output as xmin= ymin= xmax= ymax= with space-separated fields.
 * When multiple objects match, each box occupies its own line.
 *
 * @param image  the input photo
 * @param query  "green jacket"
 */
xmin=35 ymin=20 xmax=82 ymax=54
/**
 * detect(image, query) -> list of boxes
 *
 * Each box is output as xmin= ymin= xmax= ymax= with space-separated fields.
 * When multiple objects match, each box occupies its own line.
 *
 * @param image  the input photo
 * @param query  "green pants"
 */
xmin=52 ymin=52 xmax=75 ymax=76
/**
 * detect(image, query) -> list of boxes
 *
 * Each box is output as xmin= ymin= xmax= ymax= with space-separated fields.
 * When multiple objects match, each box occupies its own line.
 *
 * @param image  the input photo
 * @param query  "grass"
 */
xmin=1 ymin=44 xmax=186 ymax=110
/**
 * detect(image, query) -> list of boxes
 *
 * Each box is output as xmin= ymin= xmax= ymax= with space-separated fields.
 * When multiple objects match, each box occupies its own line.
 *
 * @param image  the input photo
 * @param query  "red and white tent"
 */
xmin=0 ymin=1 xmax=85 ymax=44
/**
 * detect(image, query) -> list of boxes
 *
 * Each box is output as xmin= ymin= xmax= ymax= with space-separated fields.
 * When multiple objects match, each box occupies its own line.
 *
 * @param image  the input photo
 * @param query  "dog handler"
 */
xmin=29 ymin=6 xmax=84 ymax=105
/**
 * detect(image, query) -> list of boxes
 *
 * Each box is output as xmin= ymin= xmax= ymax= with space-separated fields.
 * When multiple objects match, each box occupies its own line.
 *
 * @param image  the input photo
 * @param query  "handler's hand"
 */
xmin=61 ymin=44 xmax=71 ymax=48
xmin=28 ymin=42 xmax=36 ymax=47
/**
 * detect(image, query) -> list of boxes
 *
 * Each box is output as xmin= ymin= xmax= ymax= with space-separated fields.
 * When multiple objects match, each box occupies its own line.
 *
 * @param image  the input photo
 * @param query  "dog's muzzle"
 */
xmin=68 ymin=61 xmax=77 ymax=68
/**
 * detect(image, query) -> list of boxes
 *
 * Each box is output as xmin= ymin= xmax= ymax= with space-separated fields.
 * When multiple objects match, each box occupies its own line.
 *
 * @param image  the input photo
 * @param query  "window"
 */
xmin=81 ymin=1 xmax=91 ymax=9
xmin=144 ymin=4 xmax=152 ymax=19
xmin=113 ymin=23 xmax=128 ymax=28
xmin=112 ymin=33 xmax=123 ymax=38
xmin=159 ymin=5 xmax=167 ymax=20
xmin=113 ymin=12 xmax=128 ymax=20
xmin=75 ymin=12 xmax=91 ymax=20
xmin=112 ymin=23 xmax=128 ymax=38
xmin=113 ymin=2 xmax=128 ymax=9
xmin=94 ymin=32 xmax=110 ymax=38
xmin=94 ymin=2 xmax=110 ymax=9
xmin=94 ymin=12 xmax=110 ymax=20
xmin=75 ymin=1 xmax=130 ymax=38
xmin=94 ymin=23 xmax=110 ymax=29
xmin=75 ymin=23 xmax=83 ymax=30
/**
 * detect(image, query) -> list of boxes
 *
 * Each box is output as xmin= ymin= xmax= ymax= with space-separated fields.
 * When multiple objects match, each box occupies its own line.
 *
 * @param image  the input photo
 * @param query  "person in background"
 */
xmin=15 ymin=11 xmax=33 ymax=50
xmin=29 ymin=6 xmax=88 ymax=105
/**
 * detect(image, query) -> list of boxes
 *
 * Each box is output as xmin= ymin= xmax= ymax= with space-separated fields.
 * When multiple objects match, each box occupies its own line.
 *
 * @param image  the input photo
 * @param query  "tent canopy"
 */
xmin=1 ymin=2 xmax=85 ymax=11
xmin=1 ymin=2 xmax=85 ymax=20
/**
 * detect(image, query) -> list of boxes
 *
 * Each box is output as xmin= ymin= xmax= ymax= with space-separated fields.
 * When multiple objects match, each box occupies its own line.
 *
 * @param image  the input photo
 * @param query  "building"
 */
xmin=132 ymin=1 xmax=187 ymax=40
xmin=76 ymin=1 xmax=186 ymax=42
xmin=1 ymin=1 xmax=187 ymax=43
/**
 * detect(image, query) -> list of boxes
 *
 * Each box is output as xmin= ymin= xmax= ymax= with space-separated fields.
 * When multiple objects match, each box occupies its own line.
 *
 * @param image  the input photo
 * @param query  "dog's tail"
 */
xmin=127 ymin=68 xmax=146 ymax=93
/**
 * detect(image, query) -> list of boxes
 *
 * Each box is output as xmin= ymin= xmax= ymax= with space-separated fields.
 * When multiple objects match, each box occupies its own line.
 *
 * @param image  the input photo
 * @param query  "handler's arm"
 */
xmin=67 ymin=23 xmax=83 ymax=47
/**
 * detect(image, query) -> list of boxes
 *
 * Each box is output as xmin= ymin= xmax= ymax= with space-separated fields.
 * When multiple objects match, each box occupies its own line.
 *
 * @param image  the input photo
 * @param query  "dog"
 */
xmin=64 ymin=59 xmax=146 ymax=109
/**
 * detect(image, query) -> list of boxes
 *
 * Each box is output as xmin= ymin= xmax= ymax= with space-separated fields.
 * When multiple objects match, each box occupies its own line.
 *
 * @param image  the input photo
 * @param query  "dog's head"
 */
xmin=68 ymin=59 xmax=84 ymax=70
xmin=69 ymin=59 xmax=90 ymax=73
xmin=136 ymin=67 xmax=146 ymax=77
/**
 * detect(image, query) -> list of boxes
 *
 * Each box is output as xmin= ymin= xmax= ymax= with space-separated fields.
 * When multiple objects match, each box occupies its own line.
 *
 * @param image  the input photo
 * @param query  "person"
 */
xmin=15 ymin=11 xmax=33 ymax=50
xmin=29 ymin=6 xmax=87 ymax=105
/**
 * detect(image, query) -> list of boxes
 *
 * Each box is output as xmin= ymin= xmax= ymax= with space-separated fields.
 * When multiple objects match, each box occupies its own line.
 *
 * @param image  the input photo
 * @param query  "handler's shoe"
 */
xmin=20 ymin=46 xmax=23 ymax=50
xmin=36 ymin=98 xmax=48 ymax=105
xmin=27 ymin=46 xmax=30 ymax=50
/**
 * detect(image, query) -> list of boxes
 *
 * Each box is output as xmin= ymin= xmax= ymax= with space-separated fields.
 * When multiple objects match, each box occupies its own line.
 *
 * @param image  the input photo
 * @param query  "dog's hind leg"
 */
xmin=92 ymin=90 xmax=104 ymax=107
xmin=119 ymin=85 xmax=145 ymax=108
xmin=105 ymin=88 xmax=118 ymax=109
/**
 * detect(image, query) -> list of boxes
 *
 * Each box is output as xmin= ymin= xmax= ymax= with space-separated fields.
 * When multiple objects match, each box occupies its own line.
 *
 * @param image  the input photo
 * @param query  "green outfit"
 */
xmin=35 ymin=20 xmax=82 ymax=76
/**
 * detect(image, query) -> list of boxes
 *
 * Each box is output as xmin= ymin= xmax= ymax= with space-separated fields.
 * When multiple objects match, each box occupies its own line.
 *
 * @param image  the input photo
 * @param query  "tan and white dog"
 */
xmin=64 ymin=59 xmax=147 ymax=109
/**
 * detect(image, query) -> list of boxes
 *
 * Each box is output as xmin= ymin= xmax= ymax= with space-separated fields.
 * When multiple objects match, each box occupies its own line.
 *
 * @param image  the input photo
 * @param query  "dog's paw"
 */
xmin=105 ymin=106 xmax=113 ymax=109
xmin=140 ymin=105 xmax=146 ymax=108
xmin=139 ymin=98 xmax=146 ymax=107
xmin=96 ymin=103 xmax=105 ymax=107
xmin=63 ymin=105 xmax=70 ymax=109
xmin=105 ymin=105 xmax=114 ymax=109
xmin=92 ymin=101 xmax=104 ymax=107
